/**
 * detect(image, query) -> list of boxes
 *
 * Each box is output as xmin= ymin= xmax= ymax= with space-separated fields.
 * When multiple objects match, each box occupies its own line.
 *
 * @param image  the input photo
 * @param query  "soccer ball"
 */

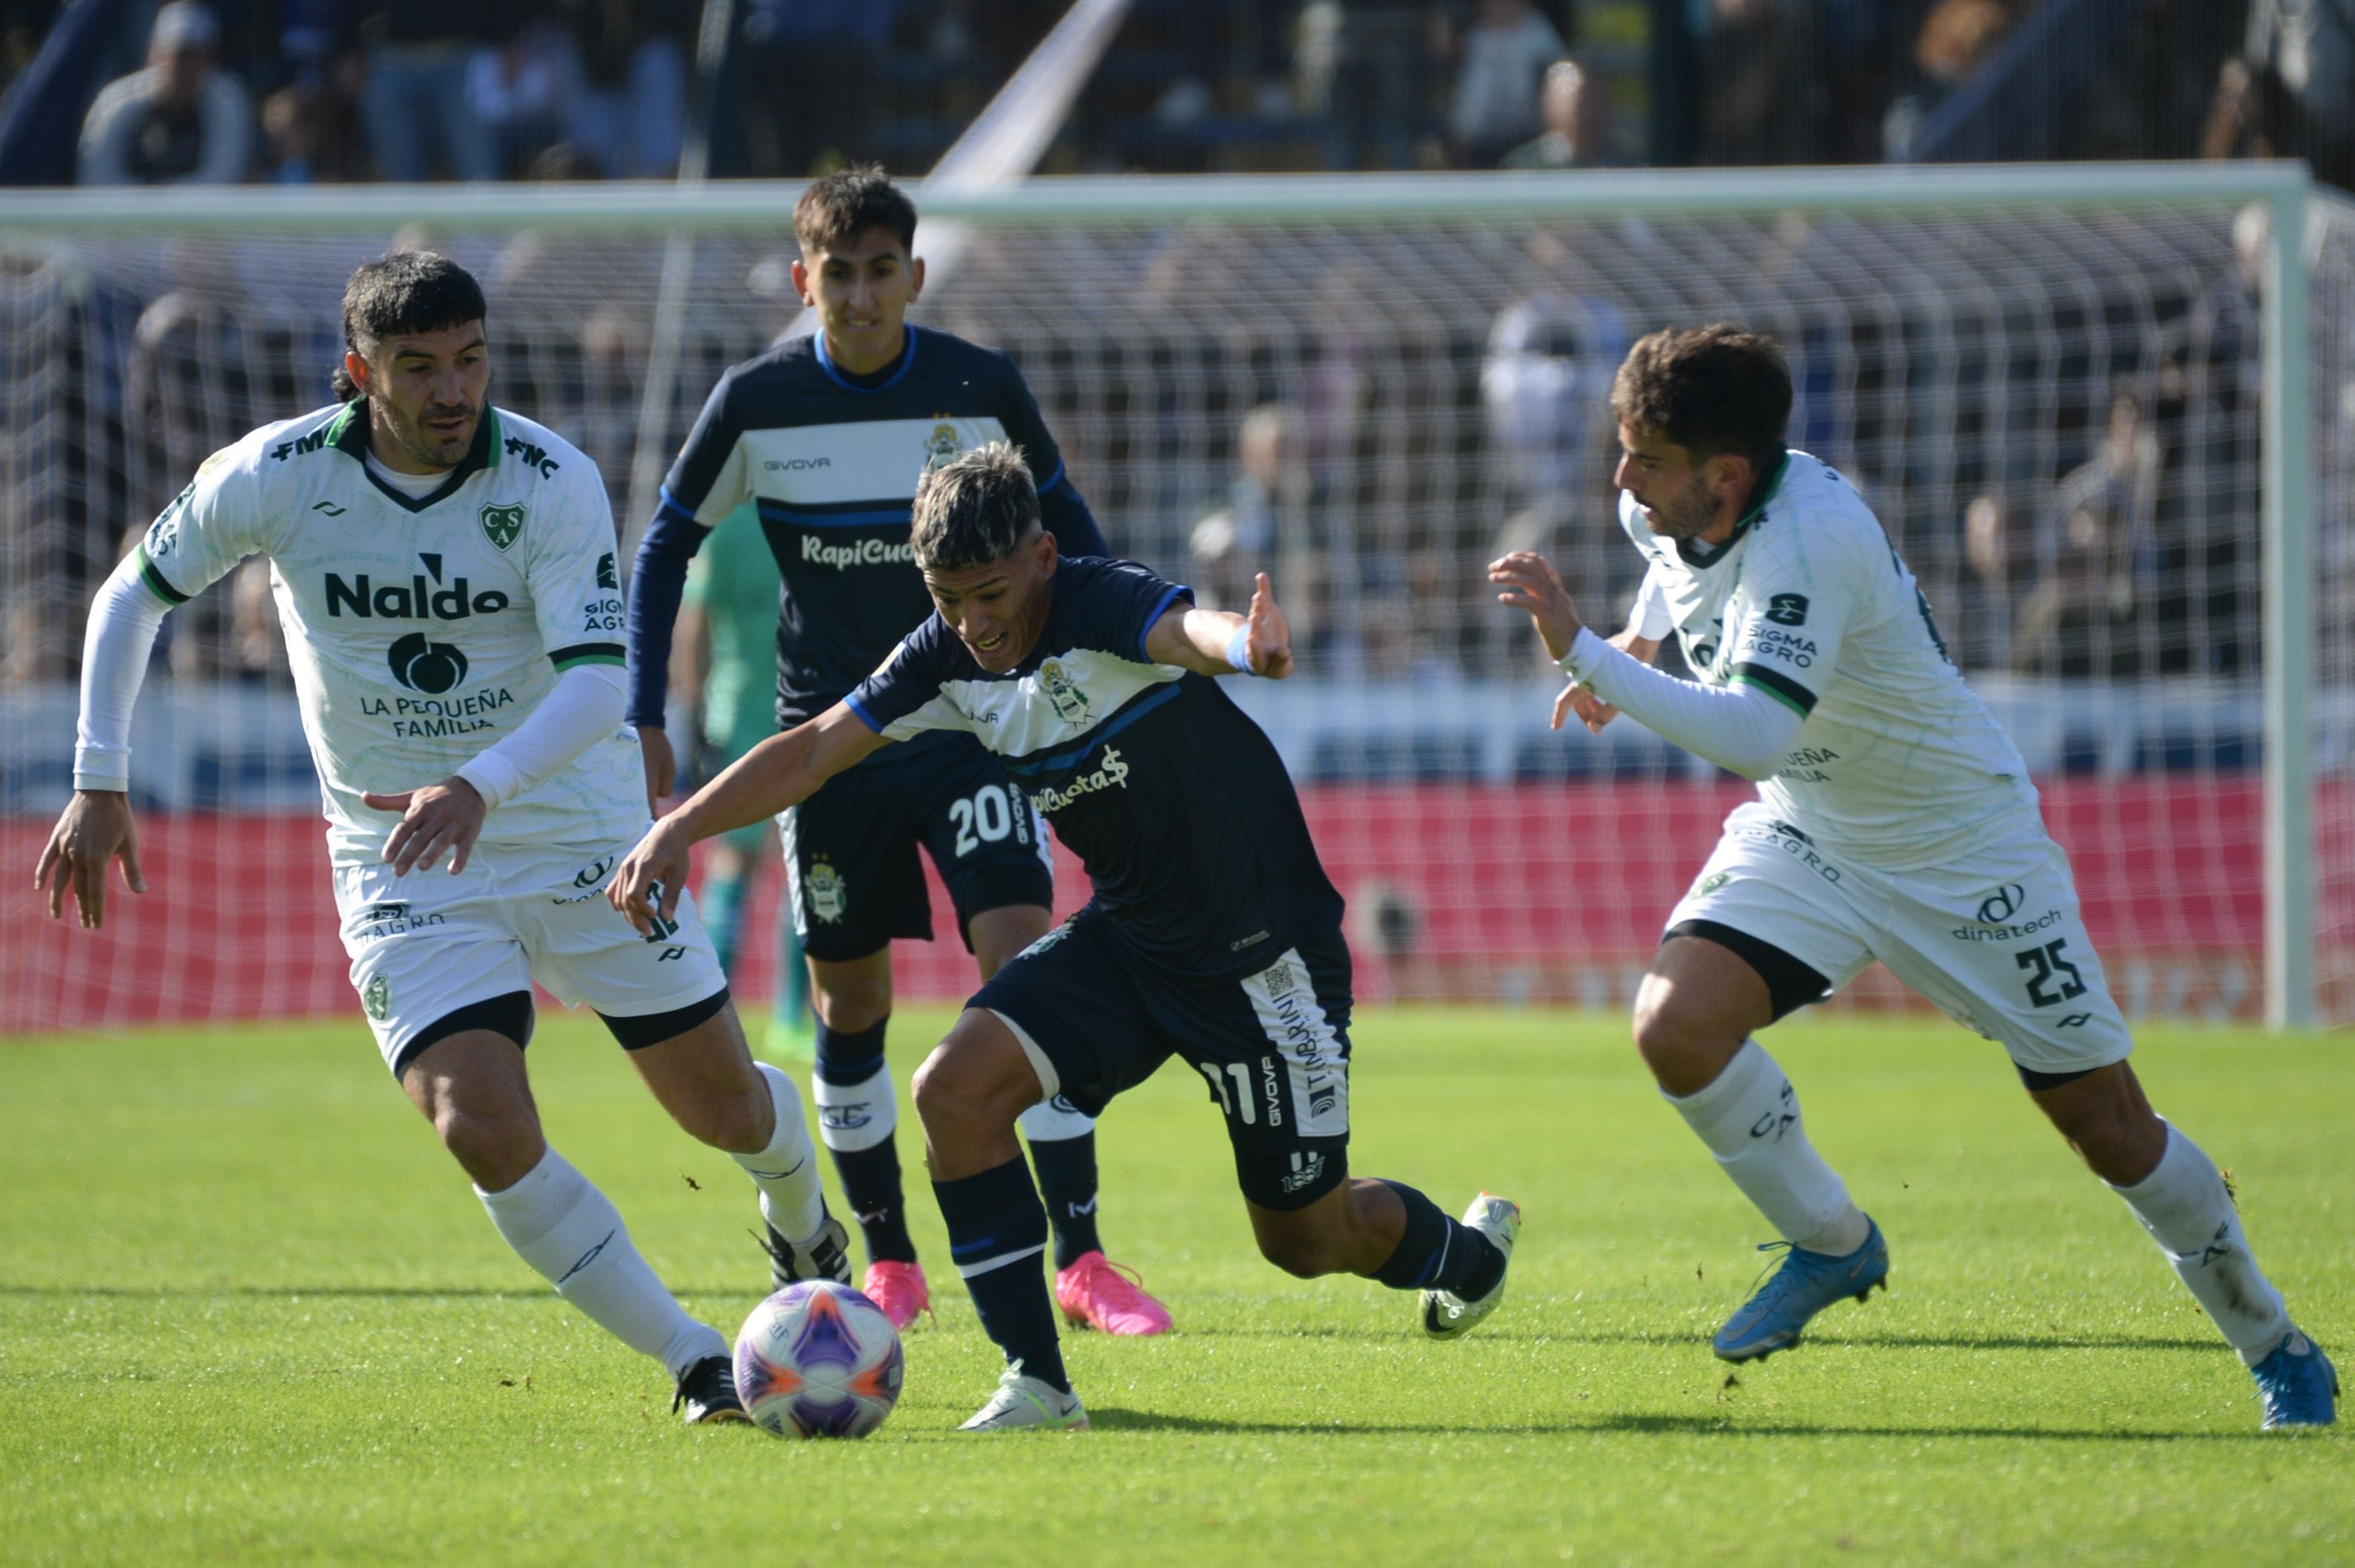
xmin=732 ymin=1280 xmax=904 ymax=1438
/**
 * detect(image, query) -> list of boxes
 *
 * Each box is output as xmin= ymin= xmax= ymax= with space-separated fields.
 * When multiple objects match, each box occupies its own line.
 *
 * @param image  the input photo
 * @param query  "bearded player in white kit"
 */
xmin=35 ymin=252 xmax=848 ymax=1426
xmin=1492 ymin=323 xmax=2334 ymax=1430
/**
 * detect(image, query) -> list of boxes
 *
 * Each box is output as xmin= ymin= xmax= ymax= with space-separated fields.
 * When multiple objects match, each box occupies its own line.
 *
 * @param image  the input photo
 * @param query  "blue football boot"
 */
xmin=1713 ymin=1215 xmax=1889 ymax=1363
xmin=2252 ymin=1331 xmax=2338 ymax=1429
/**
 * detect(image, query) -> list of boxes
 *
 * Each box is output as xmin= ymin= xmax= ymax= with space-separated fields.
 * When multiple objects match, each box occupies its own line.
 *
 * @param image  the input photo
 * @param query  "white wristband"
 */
xmin=1224 ymin=622 xmax=1254 ymax=675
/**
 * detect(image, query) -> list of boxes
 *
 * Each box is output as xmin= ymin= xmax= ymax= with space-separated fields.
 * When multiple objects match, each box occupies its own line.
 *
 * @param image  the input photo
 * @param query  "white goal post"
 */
xmin=0 ymin=163 xmax=2338 ymax=1029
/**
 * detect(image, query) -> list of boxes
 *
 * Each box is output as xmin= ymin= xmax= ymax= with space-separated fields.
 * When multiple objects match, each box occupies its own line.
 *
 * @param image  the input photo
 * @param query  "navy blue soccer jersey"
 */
xmin=845 ymin=557 xmax=1343 ymax=977
xmin=659 ymin=325 xmax=1107 ymax=724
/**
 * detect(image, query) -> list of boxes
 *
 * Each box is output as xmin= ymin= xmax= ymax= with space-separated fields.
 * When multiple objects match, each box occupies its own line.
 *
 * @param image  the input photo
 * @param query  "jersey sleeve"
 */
xmin=844 ymin=618 xmax=972 ymax=743
xmin=130 ymin=442 xmax=270 ymax=607
xmin=1723 ymin=520 xmax=1855 ymax=719
xmin=526 ymin=462 xmax=629 ymax=672
xmin=1628 ymin=561 xmax=1675 ymax=641
xmin=1061 ymin=557 xmax=1193 ymax=664
xmin=660 ymin=368 xmax=752 ymax=526
xmin=998 ymin=357 xmax=1110 ymax=556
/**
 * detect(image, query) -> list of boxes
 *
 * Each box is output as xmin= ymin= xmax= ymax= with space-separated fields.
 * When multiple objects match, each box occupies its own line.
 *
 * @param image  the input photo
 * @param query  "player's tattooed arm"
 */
xmin=609 ymin=703 xmax=888 ymax=933
xmin=1144 ymin=571 xmax=1294 ymax=678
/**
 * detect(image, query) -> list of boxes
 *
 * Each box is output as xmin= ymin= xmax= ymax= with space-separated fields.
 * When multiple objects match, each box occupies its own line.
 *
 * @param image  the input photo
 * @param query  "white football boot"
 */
xmin=1421 ymin=1192 xmax=1522 ymax=1340
xmin=957 ymin=1361 xmax=1090 ymax=1432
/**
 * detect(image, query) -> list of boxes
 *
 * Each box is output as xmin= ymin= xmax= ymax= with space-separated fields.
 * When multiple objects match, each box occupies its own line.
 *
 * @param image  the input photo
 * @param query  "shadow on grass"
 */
xmin=1181 ymin=1324 xmax=2223 ymax=1353
xmin=1087 ymin=1407 xmax=2264 ymax=1444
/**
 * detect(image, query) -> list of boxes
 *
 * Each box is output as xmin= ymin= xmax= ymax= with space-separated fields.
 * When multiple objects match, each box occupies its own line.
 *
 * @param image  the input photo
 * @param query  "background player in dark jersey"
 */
xmin=611 ymin=444 xmax=1520 ymax=1432
xmin=624 ymin=170 xmax=1171 ymax=1337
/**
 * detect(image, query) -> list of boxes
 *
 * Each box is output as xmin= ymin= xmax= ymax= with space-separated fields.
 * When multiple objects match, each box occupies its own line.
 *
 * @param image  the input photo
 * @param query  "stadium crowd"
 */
xmin=0 ymin=0 xmax=2339 ymax=185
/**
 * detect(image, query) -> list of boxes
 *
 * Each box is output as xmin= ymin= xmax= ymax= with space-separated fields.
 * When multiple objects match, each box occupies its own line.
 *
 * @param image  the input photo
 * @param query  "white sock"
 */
xmin=735 ymin=1061 xmax=828 ymax=1242
xmin=1017 ymin=1095 xmax=1094 ymax=1142
xmin=476 ymin=1147 xmax=727 ymax=1379
xmin=812 ymin=1061 xmax=896 ymax=1153
xmin=2108 ymin=1123 xmax=2292 ymax=1365
xmin=1667 ymin=1038 xmax=1869 ymax=1256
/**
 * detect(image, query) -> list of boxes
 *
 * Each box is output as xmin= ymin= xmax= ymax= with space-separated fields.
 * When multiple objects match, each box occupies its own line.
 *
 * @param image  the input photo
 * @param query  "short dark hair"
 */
xmin=911 ymin=443 xmax=1039 ymax=571
xmin=794 ymin=165 xmax=918 ymax=256
xmin=331 ymin=251 xmax=487 ymax=401
xmin=1610 ymin=323 xmax=1792 ymax=477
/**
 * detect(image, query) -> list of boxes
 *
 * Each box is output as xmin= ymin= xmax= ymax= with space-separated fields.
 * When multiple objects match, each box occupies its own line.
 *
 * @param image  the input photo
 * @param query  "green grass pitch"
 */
xmin=2 ymin=1006 xmax=2347 ymax=1566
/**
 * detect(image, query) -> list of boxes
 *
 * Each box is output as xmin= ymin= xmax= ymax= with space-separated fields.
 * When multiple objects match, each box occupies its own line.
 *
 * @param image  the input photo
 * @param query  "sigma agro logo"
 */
xmin=479 ymin=503 xmax=527 ymax=552
xmin=325 ymin=553 xmax=511 ymax=620
xmin=804 ymin=857 xmax=848 ymax=923
xmin=387 ymin=632 xmax=469 ymax=694
xmin=1765 ymin=593 xmax=1811 ymax=626
xmin=1029 ymin=747 xmax=1131 ymax=815
xmin=596 ymin=553 xmax=617 ymax=590
xmin=145 ymin=484 xmax=193 ymax=557
xmin=922 ymin=421 xmax=963 ymax=471
xmin=801 ymin=534 xmax=916 ymax=571
xmin=362 ymin=973 xmax=392 ymax=1021
xmin=1037 ymin=659 xmax=1090 ymax=725
xmin=358 ymin=901 xmax=446 ymax=935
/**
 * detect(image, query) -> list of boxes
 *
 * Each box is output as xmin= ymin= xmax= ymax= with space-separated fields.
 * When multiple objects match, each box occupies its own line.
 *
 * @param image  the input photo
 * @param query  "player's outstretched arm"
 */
xmin=609 ymin=703 xmax=888 ymax=934
xmin=34 ymin=790 xmax=145 ymax=930
xmin=1488 ymin=550 xmax=1585 ymax=660
xmin=1553 ymin=630 xmax=1661 ymax=734
xmin=1144 ymin=571 xmax=1294 ymax=678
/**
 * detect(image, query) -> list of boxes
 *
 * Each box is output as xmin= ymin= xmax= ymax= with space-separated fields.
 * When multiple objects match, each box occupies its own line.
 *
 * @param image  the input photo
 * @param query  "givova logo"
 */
xmin=388 ymin=632 xmax=469 ymax=694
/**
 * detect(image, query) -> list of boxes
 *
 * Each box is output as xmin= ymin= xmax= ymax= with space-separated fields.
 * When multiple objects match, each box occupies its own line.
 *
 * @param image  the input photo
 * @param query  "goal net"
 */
xmin=2 ymin=168 xmax=2345 ymax=1031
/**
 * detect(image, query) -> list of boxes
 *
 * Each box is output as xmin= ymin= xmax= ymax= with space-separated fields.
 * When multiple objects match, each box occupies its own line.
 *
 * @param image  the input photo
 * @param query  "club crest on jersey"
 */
xmin=805 ymin=857 xmax=847 ymax=923
xmin=362 ymin=973 xmax=391 ymax=1021
xmin=922 ymin=422 xmax=963 ymax=471
xmin=1038 ymin=659 xmax=1090 ymax=724
xmin=479 ymin=503 xmax=526 ymax=552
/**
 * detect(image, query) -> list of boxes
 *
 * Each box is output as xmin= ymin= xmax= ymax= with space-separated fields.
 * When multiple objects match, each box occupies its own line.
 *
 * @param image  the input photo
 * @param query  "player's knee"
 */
xmin=1254 ymin=1227 xmax=1335 ymax=1279
xmin=431 ymin=1100 xmax=543 ymax=1187
xmin=1630 ymin=985 xmax=1702 ymax=1074
xmin=910 ymin=1041 xmax=997 ymax=1131
xmin=675 ymin=1086 xmax=772 ymax=1155
xmin=811 ymin=971 xmax=891 ymax=1034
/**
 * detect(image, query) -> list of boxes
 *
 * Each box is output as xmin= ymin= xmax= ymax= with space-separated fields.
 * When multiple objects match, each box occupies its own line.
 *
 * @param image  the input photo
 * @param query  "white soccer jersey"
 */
xmin=134 ymin=401 xmax=645 ymax=865
xmin=1622 ymin=449 xmax=2039 ymax=870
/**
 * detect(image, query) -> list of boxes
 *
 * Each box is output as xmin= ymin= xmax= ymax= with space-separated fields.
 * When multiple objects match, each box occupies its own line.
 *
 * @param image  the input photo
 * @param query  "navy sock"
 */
xmin=1027 ymin=1132 xmax=1102 ymax=1270
xmin=933 ymin=1156 xmax=1066 ymax=1392
xmin=1372 ymin=1181 xmax=1504 ymax=1300
xmin=816 ymin=1018 xmax=915 ymax=1265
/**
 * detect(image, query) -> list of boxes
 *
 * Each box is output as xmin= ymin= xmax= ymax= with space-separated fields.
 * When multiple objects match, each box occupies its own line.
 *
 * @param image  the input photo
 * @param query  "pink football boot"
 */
xmin=1054 ymin=1251 xmax=1173 ymax=1337
xmin=862 ymin=1260 xmax=931 ymax=1331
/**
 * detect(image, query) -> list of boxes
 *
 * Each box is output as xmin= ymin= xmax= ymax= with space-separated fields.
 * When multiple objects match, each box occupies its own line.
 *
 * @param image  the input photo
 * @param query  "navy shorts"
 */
xmin=972 ymin=910 xmax=1354 ymax=1211
xmin=782 ymin=729 xmax=1055 ymax=963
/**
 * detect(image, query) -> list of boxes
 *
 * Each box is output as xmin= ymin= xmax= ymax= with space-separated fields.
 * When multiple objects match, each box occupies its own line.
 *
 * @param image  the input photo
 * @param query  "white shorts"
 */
xmin=1665 ymin=802 xmax=2134 ymax=1079
xmin=332 ymin=838 xmax=729 ymax=1076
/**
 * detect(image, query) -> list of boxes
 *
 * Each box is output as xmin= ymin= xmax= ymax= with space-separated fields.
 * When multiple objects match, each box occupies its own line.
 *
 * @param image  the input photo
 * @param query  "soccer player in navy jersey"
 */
xmin=625 ymin=170 xmax=1170 ymax=1337
xmin=612 ymin=443 xmax=1521 ymax=1431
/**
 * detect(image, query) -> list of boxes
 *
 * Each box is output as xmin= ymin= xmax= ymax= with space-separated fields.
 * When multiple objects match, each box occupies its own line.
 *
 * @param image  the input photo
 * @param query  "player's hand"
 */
xmin=639 ymin=725 xmax=676 ymax=817
xmin=33 ymin=789 xmax=145 ymax=930
xmin=1551 ymin=682 xmax=1621 ymax=733
xmin=1489 ymin=550 xmax=1584 ymax=660
xmin=608 ymin=819 xmax=689 ymax=936
xmin=363 ymin=777 xmax=487 ymax=876
xmin=1244 ymin=572 xmax=1294 ymax=678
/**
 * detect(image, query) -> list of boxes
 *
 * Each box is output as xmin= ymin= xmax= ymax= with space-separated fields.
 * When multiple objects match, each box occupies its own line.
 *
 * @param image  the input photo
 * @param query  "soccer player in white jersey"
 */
xmin=35 ymin=252 xmax=849 ymax=1426
xmin=1491 ymin=323 xmax=2335 ymax=1430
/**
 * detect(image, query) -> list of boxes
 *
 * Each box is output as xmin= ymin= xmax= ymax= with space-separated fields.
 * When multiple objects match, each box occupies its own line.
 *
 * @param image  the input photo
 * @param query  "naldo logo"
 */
xmin=388 ymin=632 xmax=469 ymax=694
xmin=326 ymin=553 xmax=510 ymax=620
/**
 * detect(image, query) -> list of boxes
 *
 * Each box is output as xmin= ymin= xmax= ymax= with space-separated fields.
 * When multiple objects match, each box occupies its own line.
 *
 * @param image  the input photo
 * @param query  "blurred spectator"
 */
xmin=257 ymin=86 xmax=318 ymax=182
xmin=1882 ymin=0 xmax=2014 ymax=161
xmin=726 ymin=0 xmax=895 ymax=177
xmin=1190 ymin=402 xmax=1349 ymax=657
xmin=1699 ymin=0 xmax=1835 ymax=167
xmin=562 ymin=0 xmax=686 ymax=179
xmin=2011 ymin=390 xmax=2159 ymax=677
xmin=358 ymin=2 xmax=497 ymax=181
xmin=468 ymin=20 xmax=574 ymax=178
xmin=1447 ymin=0 xmax=1566 ymax=168
xmin=1297 ymin=2 xmax=1445 ymax=171
xmin=1958 ymin=492 xmax=2025 ymax=671
xmin=1500 ymin=57 xmax=1605 ymax=168
xmin=78 ymin=2 xmax=250 ymax=185
xmin=2205 ymin=0 xmax=2355 ymax=191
